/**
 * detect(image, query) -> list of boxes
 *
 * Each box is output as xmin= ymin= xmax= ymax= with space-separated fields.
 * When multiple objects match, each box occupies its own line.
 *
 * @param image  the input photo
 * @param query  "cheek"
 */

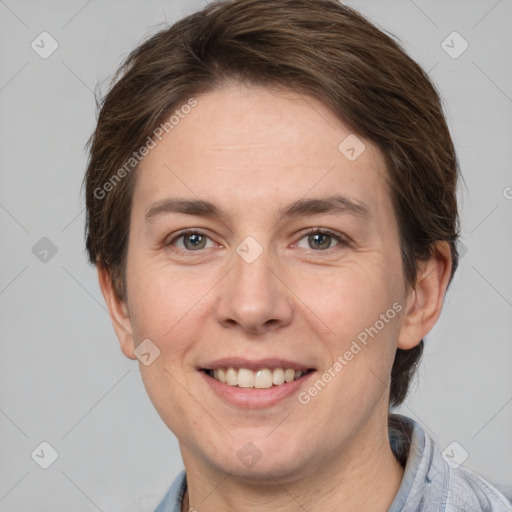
xmin=125 ymin=253 xmax=218 ymax=364
xmin=126 ymin=263 xmax=206 ymax=424
xmin=297 ymin=258 xmax=402 ymax=390
xmin=307 ymin=260 xmax=399 ymax=333
xmin=126 ymin=248 xmax=182 ymax=330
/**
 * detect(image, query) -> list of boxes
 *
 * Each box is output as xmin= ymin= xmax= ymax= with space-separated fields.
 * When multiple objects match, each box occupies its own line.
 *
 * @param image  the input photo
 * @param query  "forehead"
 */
xmin=134 ymin=83 xmax=392 ymax=222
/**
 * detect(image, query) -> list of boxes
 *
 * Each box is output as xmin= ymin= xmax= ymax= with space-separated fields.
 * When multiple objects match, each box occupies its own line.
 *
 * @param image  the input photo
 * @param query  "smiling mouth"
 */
xmin=202 ymin=367 xmax=315 ymax=389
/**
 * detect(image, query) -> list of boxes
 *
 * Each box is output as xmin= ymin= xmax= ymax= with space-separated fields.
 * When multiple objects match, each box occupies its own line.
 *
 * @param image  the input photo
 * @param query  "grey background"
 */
xmin=0 ymin=0 xmax=511 ymax=510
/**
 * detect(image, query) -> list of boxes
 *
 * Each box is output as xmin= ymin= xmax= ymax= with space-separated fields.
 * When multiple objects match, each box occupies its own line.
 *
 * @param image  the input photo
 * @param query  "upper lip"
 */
xmin=200 ymin=358 xmax=315 ymax=372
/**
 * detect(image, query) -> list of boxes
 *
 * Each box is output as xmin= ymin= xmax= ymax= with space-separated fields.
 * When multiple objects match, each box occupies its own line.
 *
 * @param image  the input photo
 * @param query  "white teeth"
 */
xmin=254 ymin=369 xmax=273 ymax=389
xmin=285 ymin=369 xmax=295 ymax=383
xmin=209 ymin=367 xmax=308 ymax=388
xmin=272 ymin=368 xmax=285 ymax=385
xmin=217 ymin=368 xmax=227 ymax=383
xmin=237 ymin=368 xmax=255 ymax=388
xmin=226 ymin=367 xmax=237 ymax=386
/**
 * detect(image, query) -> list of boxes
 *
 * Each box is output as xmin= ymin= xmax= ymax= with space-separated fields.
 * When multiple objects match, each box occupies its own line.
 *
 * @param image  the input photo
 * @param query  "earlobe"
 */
xmin=397 ymin=241 xmax=452 ymax=350
xmin=96 ymin=264 xmax=137 ymax=360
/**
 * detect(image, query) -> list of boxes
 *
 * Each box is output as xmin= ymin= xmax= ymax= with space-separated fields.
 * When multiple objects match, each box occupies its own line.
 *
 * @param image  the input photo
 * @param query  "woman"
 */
xmin=83 ymin=1 xmax=512 ymax=510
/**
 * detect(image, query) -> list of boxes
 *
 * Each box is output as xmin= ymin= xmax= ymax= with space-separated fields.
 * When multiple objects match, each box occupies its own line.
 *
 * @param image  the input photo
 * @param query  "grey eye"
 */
xmin=169 ymin=231 xmax=214 ymax=251
xmin=296 ymin=231 xmax=342 ymax=250
xmin=182 ymin=233 xmax=207 ymax=250
xmin=308 ymin=232 xmax=333 ymax=250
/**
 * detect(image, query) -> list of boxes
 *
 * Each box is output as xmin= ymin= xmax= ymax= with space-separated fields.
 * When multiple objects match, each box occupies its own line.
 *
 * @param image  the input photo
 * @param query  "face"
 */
xmin=115 ymin=83 xmax=415 ymax=481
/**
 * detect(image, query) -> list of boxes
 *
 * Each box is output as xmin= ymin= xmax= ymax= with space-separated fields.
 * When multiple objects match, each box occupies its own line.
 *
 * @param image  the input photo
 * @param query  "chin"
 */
xmin=204 ymin=440 xmax=312 ymax=482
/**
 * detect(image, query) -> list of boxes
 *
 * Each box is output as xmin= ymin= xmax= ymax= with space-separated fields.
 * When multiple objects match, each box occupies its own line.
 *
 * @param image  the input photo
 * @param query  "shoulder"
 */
xmin=444 ymin=463 xmax=512 ymax=512
xmin=388 ymin=414 xmax=512 ymax=512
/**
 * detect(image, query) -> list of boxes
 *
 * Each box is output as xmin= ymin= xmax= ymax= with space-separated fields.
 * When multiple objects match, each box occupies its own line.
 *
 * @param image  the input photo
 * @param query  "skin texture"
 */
xmin=98 ymin=82 xmax=452 ymax=511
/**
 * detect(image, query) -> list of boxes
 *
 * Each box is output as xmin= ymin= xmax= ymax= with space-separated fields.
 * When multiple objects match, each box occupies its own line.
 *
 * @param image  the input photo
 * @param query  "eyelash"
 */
xmin=165 ymin=228 xmax=349 ymax=254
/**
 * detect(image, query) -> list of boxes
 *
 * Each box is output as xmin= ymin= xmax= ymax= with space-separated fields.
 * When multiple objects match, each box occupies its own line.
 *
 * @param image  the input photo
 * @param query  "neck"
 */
xmin=180 ymin=413 xmax=404 ymax=512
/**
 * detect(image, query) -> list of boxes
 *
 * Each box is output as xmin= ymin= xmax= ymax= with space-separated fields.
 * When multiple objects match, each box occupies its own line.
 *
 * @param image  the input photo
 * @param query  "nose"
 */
xmin=215 ymin=243 xmax=294 ymax=335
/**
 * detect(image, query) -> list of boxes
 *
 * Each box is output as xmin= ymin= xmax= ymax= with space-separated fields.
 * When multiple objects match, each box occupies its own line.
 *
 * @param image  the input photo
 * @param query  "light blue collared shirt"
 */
xmin=154 ymin=414 xmax=512 ymax=511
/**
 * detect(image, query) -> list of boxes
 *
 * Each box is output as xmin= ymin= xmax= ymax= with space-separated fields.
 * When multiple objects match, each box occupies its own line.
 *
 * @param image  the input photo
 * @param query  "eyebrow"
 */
xmin=145 ymin=195 xmax=372 ymax=223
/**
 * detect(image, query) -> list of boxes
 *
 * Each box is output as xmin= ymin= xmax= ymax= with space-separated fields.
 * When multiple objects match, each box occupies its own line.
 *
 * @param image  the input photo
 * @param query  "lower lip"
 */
xmin=200 ymin=370 xmax=316 ymax=409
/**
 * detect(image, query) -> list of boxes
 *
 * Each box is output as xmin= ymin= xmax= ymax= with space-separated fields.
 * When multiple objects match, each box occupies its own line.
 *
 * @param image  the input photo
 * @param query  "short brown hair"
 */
xmin=83 ymin=0 xmax=460 ymax=407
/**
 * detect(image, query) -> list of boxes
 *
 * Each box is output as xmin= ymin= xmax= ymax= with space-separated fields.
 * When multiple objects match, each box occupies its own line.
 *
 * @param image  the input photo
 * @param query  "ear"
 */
xmin=397 ymin=241 xmax=453 ymax=350
xmin=97 ymin=264 xmax=136 ymax=360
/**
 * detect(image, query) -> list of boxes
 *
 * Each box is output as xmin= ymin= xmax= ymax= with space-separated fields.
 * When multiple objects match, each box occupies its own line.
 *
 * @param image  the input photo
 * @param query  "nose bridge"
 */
xmin=216 ymin=234 xmax=293 ymax=332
